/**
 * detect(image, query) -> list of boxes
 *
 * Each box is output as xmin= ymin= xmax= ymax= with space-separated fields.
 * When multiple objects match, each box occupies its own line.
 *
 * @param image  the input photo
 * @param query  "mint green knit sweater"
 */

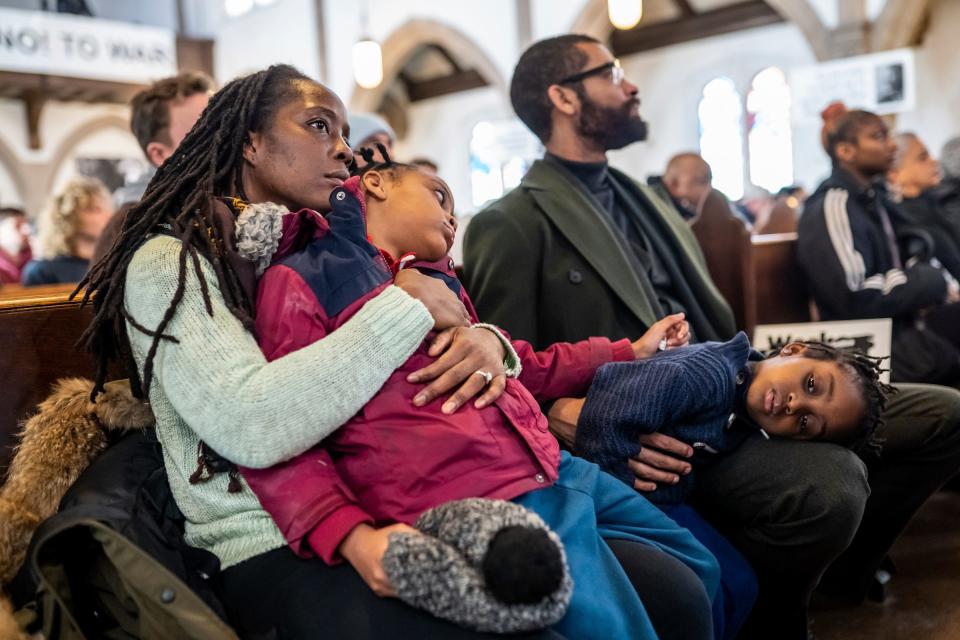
xmin=123 ymin=235 xmax=434 ymax=568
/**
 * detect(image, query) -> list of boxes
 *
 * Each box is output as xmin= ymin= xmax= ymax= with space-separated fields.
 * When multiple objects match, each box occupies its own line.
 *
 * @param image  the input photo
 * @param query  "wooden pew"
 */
xmin=691 ymin=190 xmax=811 ymax=336
xmin=749 ymin=232 xmax=813 ymax=329
xmin=691 ymin=189 xmax=755 ymax=332
xmin=0 ymin=283 xmax=101 ymax=474
xmin=754 ymin=200 xmax=799 ymax=235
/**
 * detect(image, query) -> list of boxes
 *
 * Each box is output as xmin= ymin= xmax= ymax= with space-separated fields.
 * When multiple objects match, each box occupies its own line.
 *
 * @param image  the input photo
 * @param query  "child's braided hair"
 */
xmin=781 ymin=341 xmax=895 ymax=456
xmin=350 ymin=143 xmax=419 ymax=178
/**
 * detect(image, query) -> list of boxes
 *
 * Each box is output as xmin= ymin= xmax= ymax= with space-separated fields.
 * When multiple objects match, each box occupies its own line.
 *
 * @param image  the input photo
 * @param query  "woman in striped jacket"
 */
xmin=797 ymin=106 xmax=960 ymax=384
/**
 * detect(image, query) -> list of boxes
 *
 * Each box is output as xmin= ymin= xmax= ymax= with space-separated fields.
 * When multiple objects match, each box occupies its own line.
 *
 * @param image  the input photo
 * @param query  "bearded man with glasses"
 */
xmin=465 ymin=33 xmax=960 ymax=640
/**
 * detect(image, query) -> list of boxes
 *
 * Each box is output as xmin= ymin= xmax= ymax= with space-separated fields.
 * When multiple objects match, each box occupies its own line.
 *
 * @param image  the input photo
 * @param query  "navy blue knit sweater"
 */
xmin=576 ymin=332 xmax=760 ymax=504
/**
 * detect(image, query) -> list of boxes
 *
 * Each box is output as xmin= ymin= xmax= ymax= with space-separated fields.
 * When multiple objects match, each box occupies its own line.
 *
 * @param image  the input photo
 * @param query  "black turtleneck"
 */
xmin=544 ymin=152 xmax=689 ymax=321
xmin=545 ymin=153 xmax=615 ymax=213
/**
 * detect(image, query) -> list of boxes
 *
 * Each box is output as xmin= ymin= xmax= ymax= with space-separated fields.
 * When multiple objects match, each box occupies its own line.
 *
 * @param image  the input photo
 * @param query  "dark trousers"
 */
xmin=221 ymin=539 xmax=712 ymax=639
xmin=693 ymin=382 xmax=960 ymax=639
xmin=925 ymin=302 xmax=960 ymax=350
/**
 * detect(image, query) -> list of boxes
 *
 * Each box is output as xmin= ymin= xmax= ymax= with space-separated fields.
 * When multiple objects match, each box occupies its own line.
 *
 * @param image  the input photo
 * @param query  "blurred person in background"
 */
xmin=349 ymin=112 xmax=396 ymax=165
xmin=96 ymin=71 xmax=215 ymax=263
xmin=774 ymin=185 xmax=807 ymax=209
xmin=113 ymin=71 xmax=215 ymax=206
xmin=21 ymin=177 xmax=113 ymax=286
xmin=647 ymin=152 xmax=713 ymax=221
xmin=933 ymin=136 xmax=960 ymax=243
xmin=0 ymin=207 xmax=31 ymax=285
xmin=887 ymin=131 xmax=960 ymax=281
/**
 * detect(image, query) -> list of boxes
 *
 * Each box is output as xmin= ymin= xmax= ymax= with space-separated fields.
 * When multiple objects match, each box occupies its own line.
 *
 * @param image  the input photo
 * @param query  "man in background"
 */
xmin=647 ymin=152 xmax=713 ymax=220
xmin=465 ymin=33 xmax=960 ymax=640
xmin=95 ymin=71 xmax=214 ymax=262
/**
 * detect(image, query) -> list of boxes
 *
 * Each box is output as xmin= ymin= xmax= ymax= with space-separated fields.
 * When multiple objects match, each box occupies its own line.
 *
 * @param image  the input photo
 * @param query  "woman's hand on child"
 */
xmin=395 ymin=268 xmax=471 ymax=330
xmin=339 ymin=522 xmax=419 ymax=597
xmin=629 ymin=433 xmax=693 ymax=492
xmin=631 ymin=313 xmax=690 ymax=359
xmin=547 ymin=397 xmax=586 ymax=449
xmin=408 ymin=327 xmax=507 ymax=413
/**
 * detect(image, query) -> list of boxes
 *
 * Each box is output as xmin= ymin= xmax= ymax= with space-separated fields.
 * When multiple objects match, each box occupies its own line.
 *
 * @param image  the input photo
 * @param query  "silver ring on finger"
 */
xmin=473 ymin=369 xmax=494 ymax=385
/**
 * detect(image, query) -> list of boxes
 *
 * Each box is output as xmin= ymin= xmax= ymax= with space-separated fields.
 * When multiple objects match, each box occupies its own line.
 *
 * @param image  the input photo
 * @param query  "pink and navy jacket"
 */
xmin=241 ymin=177 xmax=635 ymax=564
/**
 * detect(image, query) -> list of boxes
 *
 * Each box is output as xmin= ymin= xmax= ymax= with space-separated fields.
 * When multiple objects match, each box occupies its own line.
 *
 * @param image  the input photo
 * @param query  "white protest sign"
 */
xmin=0 ymin=7 xmax=176 ymax=84
xmin=753 ymin=319 xmax=893 ymax=384
xmin=790 ymin=48 xmax=915 ymax=123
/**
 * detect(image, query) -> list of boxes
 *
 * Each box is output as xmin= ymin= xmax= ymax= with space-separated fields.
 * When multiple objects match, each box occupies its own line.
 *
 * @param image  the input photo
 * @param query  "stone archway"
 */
xmin=349 ymin=18 xmax=507 ymax=115
xmin=762 ymin=0 xmax=830 ymax=59
xmin=17 ymin=115 xmax=133 ymax=215
xmin=871 ymin=0 xmax=932 ymax=51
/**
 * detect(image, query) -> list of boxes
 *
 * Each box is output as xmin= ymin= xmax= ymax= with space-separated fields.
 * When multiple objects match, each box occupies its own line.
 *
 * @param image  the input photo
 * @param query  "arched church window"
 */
xmin=698 ymin=77 xmax=745 ymax=200
xmin=746 ymin=66 xmax=793 ymax=193
xmin=469 ymin=119 xmax=542 ymax=209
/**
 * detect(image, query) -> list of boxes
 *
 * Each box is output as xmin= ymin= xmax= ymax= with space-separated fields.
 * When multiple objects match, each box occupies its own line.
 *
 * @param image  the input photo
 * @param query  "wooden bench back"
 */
xmin=691 ymin=191 xmax=812 ymax=335
xmin=691 ymin=189 xmax=755 ymax=332
xmin=0 ymin=283 xmax=99 ymax=473
xmin=754 ymin=200 xmax=799 ymax=235
xmin=750 ymin=233 xmax=812 ymax=329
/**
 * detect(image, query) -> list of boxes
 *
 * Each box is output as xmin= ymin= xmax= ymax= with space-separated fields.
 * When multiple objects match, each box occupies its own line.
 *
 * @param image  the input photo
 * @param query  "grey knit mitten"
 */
xmin=382 ymin=498 xmax=573 ymax=634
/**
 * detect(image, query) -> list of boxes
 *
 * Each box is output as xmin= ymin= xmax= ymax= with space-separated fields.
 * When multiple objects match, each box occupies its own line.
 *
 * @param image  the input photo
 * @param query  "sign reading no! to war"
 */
xmin=753 ymin=318 xmax=893 ymax=384
xmin=0 ymin=7 xmax=176 ymax=84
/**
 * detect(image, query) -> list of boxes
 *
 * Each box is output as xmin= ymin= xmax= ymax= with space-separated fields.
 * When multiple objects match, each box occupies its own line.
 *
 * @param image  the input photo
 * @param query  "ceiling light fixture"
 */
xmin=608 ymin=0 xmax=643 ymax=30
xmin=352 ymin=0 xmax=383 ymax=89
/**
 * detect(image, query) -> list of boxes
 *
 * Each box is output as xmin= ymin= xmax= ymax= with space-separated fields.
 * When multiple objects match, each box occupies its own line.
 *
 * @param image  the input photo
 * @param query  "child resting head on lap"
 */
xmin=575 ymin=330 xmax=893 ymax=505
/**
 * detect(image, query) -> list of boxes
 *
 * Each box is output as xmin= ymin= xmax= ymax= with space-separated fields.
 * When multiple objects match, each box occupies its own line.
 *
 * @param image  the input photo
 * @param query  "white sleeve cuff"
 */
xmin=472 ymin=322 xmax=522 ymax=378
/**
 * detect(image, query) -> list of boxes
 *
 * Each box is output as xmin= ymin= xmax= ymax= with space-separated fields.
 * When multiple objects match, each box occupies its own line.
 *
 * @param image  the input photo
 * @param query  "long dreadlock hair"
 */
xmin=74 ymin=65 xmax=317 ymax=491
xmin=76 ymin=64 xmax=313 ymax=401
xmin=776 ymin=341 xmax=895 ymax=456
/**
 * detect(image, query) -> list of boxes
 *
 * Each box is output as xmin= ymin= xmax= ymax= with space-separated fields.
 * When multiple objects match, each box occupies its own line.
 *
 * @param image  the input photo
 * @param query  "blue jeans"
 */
xmin=515 ymin=453 xmax=720 ymax=640
xmin=661 ymin=503 xmax=758 ymax=640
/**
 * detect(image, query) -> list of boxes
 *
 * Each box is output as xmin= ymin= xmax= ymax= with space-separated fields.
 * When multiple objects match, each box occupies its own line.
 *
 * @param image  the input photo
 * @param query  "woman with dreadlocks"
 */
xmin=76 ymin=65 xmax=534 ymax=639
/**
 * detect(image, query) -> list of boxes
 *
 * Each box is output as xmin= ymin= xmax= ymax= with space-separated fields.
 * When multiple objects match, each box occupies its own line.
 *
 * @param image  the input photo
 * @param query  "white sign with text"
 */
xmin=0 ymin=7 xmax=176 ymax=84
xmin=753 ymin=318 xmax=893 ymax=384
xmin=790 ymin=48 xmax=915 ymax=123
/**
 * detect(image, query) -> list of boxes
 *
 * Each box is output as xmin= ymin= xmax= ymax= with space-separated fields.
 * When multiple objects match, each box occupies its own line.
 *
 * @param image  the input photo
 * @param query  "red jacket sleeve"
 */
xmin=513 ymin=337 xmax=635 ymax=403
xmin=244 ymin=264 xmax=373 ymax=564
xmin=242 ymin=450 xmax=373 ymax=564
xmin=459 ymin=285 xmax=634 ymax=402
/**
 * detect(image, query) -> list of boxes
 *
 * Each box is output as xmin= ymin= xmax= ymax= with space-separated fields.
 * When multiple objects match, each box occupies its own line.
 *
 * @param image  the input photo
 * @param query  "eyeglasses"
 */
xmin=557 ymin=59 xmax=624 ymax=86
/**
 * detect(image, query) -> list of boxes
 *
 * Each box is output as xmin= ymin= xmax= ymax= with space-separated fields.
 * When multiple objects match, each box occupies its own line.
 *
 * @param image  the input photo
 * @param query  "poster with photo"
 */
xmin=752 ymin=318 xmax=893 ymax=384
xmin=789 ymin=49 xmax=915 ymax=123
xmin=76 ymin=157 xmax=150 ymax=194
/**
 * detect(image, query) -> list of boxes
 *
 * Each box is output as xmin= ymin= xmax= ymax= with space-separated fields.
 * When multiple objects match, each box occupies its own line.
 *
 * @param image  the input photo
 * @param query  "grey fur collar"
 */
xmin=235 ymin=202 xmax=289 ymax=276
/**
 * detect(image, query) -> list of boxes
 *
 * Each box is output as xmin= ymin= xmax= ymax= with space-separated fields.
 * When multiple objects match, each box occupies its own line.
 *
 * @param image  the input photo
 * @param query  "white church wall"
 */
xmin=532 ymin=0 xmax=589 ymax=40
xmin=214 ymin=0 xmax=322 ymax=83
xmin=892 ymin=0 xmax=960 ymax=159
